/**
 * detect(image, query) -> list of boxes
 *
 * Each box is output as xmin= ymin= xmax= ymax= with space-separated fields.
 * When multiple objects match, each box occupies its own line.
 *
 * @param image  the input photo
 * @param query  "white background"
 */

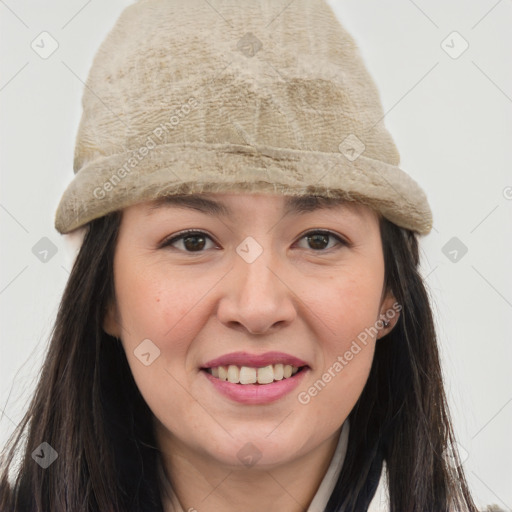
xmin=1 ymin=1 xmax=511 ymax=510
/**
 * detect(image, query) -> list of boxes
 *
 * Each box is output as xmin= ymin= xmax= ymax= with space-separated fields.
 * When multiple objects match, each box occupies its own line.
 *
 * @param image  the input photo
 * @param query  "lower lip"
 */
xmin=202 ymin=368 xmax=309 ymax=405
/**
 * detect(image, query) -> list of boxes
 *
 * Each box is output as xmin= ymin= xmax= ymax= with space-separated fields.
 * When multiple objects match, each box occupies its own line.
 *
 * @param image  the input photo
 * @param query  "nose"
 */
xmin=216 ymin=243 xmax=297 ymax=335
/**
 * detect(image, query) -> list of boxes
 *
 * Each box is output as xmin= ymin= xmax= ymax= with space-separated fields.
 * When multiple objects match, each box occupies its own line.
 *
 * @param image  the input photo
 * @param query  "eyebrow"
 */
xmin=145 ymin=194 xmax=349 ymax=218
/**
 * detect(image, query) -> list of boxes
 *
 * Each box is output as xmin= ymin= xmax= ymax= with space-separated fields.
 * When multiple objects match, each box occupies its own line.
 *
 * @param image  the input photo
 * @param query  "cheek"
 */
xmin=299 ymin=264 xmax=383 ymax=426
xmin=309 ymin=262 xmax=384 ymax=349
xmin=115 ymin=263 xmax=194 ymax=340
xmin=113 ymin=265 xmax=205 ymax=422
xmin=114 ymin=262 xmax=220 ymax=379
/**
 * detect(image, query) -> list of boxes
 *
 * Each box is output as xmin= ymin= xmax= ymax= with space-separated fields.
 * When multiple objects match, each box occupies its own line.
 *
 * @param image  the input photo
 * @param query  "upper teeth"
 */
xmin=207 ymin=364 xmax=300 ymax=384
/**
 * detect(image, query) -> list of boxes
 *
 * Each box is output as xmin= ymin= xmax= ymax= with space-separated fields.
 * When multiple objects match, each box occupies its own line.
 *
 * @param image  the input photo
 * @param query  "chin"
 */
xmin=210 ymin=445 xmax=293 ymax=470
xmin=202 ymin=428 xmax=307 ymax=469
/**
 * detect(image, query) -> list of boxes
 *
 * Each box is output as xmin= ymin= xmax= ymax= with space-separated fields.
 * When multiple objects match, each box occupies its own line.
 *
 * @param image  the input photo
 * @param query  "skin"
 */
xmin=103 ymin=192 xmax=399 ymax=511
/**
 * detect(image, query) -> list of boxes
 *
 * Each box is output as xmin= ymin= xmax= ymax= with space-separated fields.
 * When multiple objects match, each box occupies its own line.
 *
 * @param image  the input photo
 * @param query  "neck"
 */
xmin=157 ymin=426 xmax=344 ymax=512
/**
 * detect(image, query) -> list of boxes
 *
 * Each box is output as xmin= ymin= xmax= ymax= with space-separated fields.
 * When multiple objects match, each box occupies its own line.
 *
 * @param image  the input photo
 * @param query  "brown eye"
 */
xmin=161 ymin=230 xmax=215 ymax=252
xmin=296 ymin=230 xmax=346 ymax=251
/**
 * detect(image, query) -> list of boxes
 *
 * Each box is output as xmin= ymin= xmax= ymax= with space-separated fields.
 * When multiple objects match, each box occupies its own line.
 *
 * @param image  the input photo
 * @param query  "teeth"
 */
xmin=257 ymin=365 xmax=274 ymax=384
xmin=206 ymin=363 xmax=301 ymax=385
xmin=227 ymin=365 xmax=239 ymax=384
xmin=239 ymin=366 xmax=257 ymax=384
xmin=218 ymin=366 xmax=228 ymax=381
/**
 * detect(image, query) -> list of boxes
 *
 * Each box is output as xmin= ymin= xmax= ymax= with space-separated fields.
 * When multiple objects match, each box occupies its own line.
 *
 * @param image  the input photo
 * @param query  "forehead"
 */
xmin=142 ymin=193 xmax=377 ymax=220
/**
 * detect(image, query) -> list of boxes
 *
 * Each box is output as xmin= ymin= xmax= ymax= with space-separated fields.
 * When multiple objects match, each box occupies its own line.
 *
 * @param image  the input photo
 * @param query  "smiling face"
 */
xmin=103 ymin=192 xmax=399 ymax=471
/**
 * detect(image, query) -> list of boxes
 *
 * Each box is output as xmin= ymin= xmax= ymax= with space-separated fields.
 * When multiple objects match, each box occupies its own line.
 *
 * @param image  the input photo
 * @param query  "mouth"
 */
xmin=200 ymin=351 xmax=310 ymax=404
xmin=202 ymin=364 xmax=308 ymax=385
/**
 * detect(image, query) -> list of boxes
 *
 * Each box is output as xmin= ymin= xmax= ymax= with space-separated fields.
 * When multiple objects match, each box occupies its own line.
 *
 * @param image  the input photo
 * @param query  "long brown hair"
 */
xmin=0 ymin=205 xmax=478 ymax=511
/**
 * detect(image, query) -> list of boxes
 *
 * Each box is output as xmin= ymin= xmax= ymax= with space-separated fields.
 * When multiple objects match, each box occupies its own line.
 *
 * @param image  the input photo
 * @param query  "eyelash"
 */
xmin=159 ymin=229 xmax=349 ymax=253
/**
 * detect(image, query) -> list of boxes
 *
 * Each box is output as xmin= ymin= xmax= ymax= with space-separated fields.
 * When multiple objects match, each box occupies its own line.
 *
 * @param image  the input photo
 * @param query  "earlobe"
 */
xmin=377 ymin=292 xmax=401 ymax=339
xmin=377 ymin=312 xmax=400 ymax=339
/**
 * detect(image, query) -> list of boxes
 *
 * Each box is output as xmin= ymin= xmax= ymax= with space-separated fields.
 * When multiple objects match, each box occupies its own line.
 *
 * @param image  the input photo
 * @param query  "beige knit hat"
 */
xmin=54 ymin=0 xmax=433 ymax=235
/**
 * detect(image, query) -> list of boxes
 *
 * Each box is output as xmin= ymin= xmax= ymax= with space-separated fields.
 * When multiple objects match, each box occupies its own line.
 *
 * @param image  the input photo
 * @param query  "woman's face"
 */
xmin=104 ymin=192 xmax=398 ymax=469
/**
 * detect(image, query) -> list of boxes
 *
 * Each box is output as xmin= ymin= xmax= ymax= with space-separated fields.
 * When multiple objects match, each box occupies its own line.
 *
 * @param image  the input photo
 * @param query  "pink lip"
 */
xmin=202 ymin=351 xmax=309 ymax=369
xmin=202 ymin=367 xmax=310 ymax=405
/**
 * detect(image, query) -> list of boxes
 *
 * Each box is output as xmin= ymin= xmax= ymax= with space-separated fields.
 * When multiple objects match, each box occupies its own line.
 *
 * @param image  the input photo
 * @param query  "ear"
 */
xmin=377 ymin=289 xmax=401 ymax=340
xmin=103 ymin=298 xmax=122 ymax=339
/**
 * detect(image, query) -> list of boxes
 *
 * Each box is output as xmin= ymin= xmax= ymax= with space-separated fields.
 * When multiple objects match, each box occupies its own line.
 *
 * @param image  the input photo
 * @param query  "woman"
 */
xmin=0 ymin=0 xmax=478 ymax=510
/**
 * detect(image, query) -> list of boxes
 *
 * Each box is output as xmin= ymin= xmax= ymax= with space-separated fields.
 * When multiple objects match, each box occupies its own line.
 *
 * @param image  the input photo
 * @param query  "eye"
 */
xmin=160 ymin=229 xmax=348 ymax=253
xmin=295 ymin=230 xmax=347 ymax=251
xmin=160 ymin=230 xmax=217 ymax=252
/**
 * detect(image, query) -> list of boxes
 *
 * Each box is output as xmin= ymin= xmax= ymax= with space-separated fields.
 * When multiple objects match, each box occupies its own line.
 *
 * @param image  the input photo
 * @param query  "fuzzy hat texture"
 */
xmin=54 ymin=0 xmax=433 ymax=235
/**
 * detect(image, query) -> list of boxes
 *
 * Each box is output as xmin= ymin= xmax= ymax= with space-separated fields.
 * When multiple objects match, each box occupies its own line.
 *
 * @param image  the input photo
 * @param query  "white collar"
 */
xmin=159 ymin=419 xmax=350 ymax=512
xmin=307 ymin=418 xmax=350 ymax=511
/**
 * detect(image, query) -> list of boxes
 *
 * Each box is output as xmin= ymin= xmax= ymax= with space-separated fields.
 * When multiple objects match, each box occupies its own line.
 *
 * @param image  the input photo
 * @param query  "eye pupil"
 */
xmin=307 ymin=233 xmax=329 ymax=250
xmin=184 ymin=235 xmax=206 ymax=251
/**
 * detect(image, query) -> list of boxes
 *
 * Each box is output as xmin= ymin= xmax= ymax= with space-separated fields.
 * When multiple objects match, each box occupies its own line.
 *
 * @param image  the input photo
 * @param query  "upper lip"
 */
xmin=202 ymin=351 xmax=309 ymax=369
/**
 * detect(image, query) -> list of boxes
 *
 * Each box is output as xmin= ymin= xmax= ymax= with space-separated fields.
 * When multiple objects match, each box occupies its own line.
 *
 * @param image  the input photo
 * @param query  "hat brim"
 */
xmin=54 ymin=141 xmax=433 ymax=235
